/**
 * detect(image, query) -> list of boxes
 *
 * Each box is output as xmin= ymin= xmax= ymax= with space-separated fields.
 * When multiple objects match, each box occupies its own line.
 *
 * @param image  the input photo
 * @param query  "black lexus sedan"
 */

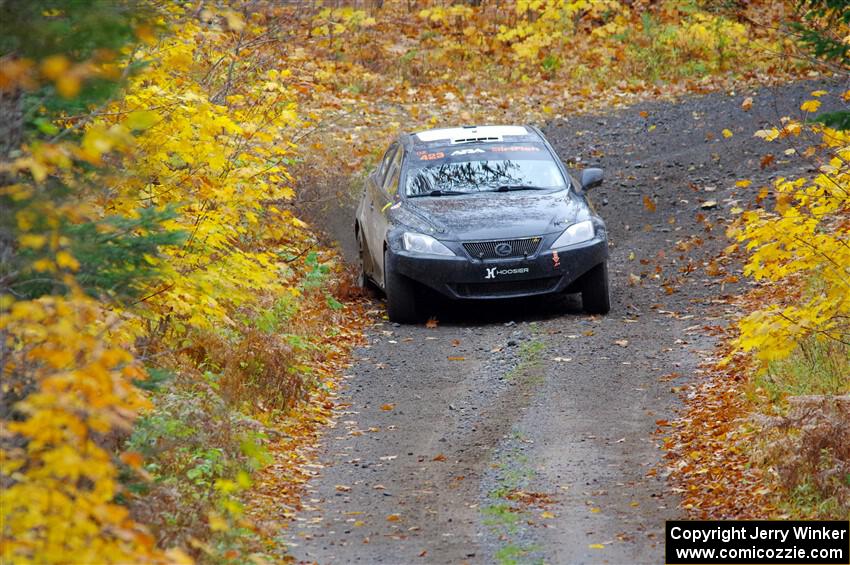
xmin=355 ymin=125 xmax=609 ymax=323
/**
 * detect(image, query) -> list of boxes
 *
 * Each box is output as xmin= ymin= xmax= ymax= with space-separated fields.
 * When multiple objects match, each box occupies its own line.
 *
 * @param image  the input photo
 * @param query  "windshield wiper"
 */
xmin=494 ymin=184 xmax=547 ymax=192
xmin=409 ymin=189 xmax=468 ymax=197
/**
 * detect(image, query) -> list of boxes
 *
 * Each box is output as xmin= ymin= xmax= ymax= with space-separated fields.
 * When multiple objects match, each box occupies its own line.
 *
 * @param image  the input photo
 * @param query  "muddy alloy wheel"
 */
xmin=384 ymin=249 xmax=420 ymax=323
xmin=581 ymin=261 xmax=611 ymax=314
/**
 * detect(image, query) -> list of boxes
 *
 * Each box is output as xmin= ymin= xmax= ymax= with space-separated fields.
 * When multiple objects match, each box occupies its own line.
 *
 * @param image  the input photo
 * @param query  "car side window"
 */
xmin=382 ymin=147 xmax=404 ymax=197
xmin=377 ymin=143 xmax=398 ymax=185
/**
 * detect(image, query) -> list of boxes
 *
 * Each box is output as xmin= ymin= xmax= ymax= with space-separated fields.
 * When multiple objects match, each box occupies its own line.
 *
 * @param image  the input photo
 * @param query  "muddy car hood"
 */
xmin=402 ymin=191 xmax=584 ymax=241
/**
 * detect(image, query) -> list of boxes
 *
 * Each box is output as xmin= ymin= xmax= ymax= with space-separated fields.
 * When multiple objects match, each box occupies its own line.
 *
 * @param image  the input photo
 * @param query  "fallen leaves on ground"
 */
xmin=664 ymin=298 xmax=775 ymax=519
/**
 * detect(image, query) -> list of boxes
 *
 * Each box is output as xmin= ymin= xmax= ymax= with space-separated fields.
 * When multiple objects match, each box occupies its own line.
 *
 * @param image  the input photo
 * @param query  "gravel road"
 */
xmin=287 ymin=79 xmax=841 ymax=564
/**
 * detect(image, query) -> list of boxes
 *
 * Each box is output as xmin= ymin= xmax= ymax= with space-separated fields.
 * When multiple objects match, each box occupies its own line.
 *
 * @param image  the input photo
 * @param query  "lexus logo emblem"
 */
xmin=494 ymin=243 xmax=513 ymax=257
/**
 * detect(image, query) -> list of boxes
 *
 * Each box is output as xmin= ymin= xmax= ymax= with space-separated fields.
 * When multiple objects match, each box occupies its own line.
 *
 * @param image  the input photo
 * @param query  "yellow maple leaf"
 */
xmin=223 ymin=10 xmax=245 ymax=31
xmin=208 ymin=511 xmax=228 ymax=532
xmin=56 ymin=250 xmax=80 ymax=271
xmin=19 ymin=234 xmax=47 ymax=249
xmin=722 ymin=128 xmax=733 ymax=138
xmin=754 ymin=128 xmax=780 ymax=142
xmin=800 ymin=99 xmax=821 ymax=113
xmin=40 ymin=54 xmax=70 ymax=80
xmin=33 ymin=257 xmax=54 ymax=272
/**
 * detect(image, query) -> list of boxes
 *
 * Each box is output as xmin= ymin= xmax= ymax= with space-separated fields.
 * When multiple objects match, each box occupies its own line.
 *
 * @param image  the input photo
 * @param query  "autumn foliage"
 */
xmin=669 ymin=0 xmax=850 ymax=519
xmin=732 ymin=111 xmax=850 ymax=364
xmin=0 ymin=0 xmax=841 ymax=562
xmin=281 ymin=0 xmax=803 ymax=191
xmin=1 ymin=2 xmax=353 ymax=562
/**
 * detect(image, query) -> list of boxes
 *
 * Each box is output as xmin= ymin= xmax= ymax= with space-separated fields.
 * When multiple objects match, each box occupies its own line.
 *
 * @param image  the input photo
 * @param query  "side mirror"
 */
xmin=580 ymin=167 xmax=603 ymax=190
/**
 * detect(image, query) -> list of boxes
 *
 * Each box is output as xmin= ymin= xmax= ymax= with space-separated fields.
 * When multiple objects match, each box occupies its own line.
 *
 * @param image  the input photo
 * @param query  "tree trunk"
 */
xmin=0 ymin=87 xmax=23 ymax=162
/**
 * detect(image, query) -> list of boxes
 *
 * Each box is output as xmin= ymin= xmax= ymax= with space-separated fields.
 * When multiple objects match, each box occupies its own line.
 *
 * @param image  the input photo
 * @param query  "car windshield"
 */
xmin=405 ymin=142 xmax=567 ymax=197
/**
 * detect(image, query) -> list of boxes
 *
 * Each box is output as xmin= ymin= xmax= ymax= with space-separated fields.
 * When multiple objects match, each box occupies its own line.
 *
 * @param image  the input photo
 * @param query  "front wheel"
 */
xmin=581 ymin=262 xmax=610 ymax=315
xmin=384 ymin=250 xmax=420 ymax=323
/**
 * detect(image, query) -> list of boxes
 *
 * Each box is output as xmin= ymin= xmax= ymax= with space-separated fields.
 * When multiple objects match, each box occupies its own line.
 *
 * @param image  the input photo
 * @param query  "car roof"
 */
xmin=405 ymin=125 xmax=542 ymax=149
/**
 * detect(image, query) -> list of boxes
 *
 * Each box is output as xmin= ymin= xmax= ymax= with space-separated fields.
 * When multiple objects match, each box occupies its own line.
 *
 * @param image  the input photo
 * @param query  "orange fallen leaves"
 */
xmin=120 ymin=451 xmax=144 ymax=469
xmin=665 ymin=319 xmax=776 ymax=519
xmin=506 ymin=489 xmax=556 ymax=507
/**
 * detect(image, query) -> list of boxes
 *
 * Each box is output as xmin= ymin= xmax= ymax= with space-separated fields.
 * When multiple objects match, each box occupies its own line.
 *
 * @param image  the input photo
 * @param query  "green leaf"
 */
xmin=811 ymin=110 xmax=850 ymax=131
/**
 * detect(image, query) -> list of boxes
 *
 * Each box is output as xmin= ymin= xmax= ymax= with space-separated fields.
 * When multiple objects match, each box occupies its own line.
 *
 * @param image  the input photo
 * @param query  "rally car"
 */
xmin=355 ymin=124 xmax=609 ymax=323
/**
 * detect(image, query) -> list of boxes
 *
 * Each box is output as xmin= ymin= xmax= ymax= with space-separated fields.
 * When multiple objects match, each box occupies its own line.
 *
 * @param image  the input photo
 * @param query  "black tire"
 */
xmin=581 ymin=262 xmax=611 ymax=315
xmin=384 ymin=250 xmax=420 ymax=323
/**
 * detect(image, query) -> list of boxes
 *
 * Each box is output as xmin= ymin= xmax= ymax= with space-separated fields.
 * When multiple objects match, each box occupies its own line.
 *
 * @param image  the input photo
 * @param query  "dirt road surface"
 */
xmin=286 ymin=79 xmax=839 ymax=564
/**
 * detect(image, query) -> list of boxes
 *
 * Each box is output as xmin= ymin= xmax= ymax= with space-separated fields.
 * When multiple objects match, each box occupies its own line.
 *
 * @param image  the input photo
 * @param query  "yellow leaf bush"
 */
xmin=731 ymin=120 xmax=850 ymax=366
xmin=1 ymin=295 xmax=188 ymax=564
xmin=2 ymin=3 xmax=345 ymax=562
xmin=96 ymin=13 xmax=300 ymax=337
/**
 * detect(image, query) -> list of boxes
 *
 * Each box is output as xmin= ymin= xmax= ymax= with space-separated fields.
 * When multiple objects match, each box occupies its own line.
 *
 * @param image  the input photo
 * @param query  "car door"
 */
xmin=361 ymin=142 xmax=398 ymax=278
xmin=371 ymin=145 xmax=404 ymax=288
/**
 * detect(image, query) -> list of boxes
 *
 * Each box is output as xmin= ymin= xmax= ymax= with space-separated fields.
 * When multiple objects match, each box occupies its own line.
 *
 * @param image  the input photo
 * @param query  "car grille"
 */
xmin=462 ymin=237 xmax=542 ymax=259
xmin=452 ymin=276 xmax=560 ymax=298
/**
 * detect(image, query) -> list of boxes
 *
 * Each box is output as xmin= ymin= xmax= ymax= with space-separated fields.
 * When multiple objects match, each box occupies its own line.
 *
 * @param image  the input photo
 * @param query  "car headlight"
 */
xmin=402 ymin=232 xmax=455 ymax=256
xmin=551 ymin=220 xmax=595 ymax=249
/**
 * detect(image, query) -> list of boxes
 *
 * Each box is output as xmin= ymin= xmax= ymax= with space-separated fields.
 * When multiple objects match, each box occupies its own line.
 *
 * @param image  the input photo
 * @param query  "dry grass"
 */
xmin=759 ymin=394 xmax=850 ymax=518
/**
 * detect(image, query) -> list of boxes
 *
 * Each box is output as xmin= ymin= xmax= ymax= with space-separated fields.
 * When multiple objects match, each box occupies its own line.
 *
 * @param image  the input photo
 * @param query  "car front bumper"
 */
xmin=386 ymin=237 xmax=608 ymax=300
